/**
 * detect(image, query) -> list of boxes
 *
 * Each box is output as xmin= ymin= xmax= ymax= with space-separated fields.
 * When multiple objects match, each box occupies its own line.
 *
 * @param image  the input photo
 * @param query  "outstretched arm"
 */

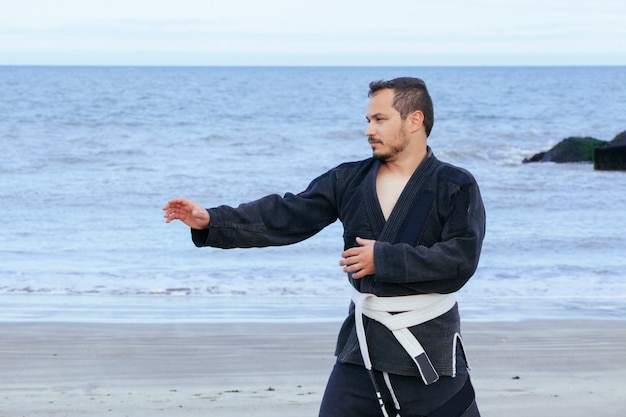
xmin=163 ymin=198 xmax=210 ymax=230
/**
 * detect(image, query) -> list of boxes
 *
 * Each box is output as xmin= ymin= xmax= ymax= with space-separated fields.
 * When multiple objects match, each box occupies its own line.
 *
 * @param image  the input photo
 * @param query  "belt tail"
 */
xmin=414 ymin=352 xmax=439 ymax=385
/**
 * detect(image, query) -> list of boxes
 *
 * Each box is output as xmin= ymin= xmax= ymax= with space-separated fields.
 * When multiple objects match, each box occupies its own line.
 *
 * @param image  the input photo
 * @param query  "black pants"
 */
xmin=319 ymin=348 xmax=479 ymax=417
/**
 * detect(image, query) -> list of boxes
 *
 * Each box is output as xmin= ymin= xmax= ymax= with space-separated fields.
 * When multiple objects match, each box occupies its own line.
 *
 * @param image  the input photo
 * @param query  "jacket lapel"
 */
xmin=363 ymin=160 xmax=387 ymax=238
xmin=377 ymin=151 xmax=437 ymax=244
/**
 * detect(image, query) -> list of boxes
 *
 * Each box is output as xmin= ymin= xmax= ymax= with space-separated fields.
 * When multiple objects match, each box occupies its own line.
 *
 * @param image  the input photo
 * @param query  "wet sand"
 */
xmin=1 ymin=320 xmax=625 ymax=416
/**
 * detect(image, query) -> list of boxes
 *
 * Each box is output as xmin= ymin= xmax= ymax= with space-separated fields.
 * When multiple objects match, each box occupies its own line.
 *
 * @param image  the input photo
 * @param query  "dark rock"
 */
xmin=610 ymin=130 xmax=626 ymax=145
xmin=522 ymin=151 xmax=546 ymax=163
xmin=523 ymin=136 xmax=610 ymax=163
xmin=594 ymin=142 xmax=626 ymax=171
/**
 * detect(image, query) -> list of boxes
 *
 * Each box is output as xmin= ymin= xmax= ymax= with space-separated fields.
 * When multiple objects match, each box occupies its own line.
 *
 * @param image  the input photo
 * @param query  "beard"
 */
xmin=370 ymin=126 xmax=409 ymax=161
xmin=373 ymin=149 xmax=395 ymax=162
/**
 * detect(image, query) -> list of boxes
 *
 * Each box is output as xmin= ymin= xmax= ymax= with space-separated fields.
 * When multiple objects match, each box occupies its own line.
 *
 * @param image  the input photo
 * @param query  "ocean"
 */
xmin=1 ymin=66 xmax=625 ymax=323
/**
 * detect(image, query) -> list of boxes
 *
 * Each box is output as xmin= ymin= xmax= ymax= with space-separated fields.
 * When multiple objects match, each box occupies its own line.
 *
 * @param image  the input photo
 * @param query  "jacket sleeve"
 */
xmin=191 ymin=170 xmax=339 ymax=249
xmin=372 ymin=171 xmax=486 ymax=293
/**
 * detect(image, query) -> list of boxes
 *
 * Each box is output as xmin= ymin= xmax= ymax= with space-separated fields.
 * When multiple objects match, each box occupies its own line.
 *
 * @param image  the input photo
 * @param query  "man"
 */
xmin=163 ymin=77 xmax=485 ymax=417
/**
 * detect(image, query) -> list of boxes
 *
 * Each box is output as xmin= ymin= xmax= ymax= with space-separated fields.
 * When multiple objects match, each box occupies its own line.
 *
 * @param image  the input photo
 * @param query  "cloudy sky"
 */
xmin=1 ymin=0 xmax=624 ymax=66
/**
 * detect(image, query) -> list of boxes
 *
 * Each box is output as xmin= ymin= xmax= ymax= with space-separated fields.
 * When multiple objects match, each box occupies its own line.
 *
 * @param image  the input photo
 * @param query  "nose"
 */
xmin=365 ymin=121 xmax=376 ymax=137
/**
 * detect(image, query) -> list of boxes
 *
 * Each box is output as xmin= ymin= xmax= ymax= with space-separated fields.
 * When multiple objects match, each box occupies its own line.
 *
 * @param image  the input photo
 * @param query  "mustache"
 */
xmin=368 ymin=136 xmax=382 ymax=144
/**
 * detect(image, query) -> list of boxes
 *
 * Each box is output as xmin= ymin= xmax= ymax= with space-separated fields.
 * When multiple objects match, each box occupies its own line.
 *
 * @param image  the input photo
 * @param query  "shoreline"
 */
xmin=3 ymin=293 xmax=626 ymax=323
xmin=1 ymin=320 xmax=625 ymax=416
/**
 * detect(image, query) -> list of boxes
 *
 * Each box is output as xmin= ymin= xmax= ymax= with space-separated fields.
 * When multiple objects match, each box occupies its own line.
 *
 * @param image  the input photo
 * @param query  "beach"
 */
xmin=3 ymin=67 xmax=626 ymax=417
xmin=1 ymin=320 xmax=625 ymax=416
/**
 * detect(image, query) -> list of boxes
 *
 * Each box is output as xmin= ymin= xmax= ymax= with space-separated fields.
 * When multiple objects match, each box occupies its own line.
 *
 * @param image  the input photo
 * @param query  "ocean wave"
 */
xmin=2 ymin=291 xmax=625 ymax=323
xmin=437 ymin=146 xmax=531 ymax=166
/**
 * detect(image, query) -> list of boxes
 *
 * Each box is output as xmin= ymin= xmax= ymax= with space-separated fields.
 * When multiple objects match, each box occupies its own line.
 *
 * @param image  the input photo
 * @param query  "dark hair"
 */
xmin=368 ymin=77 xmax=434 ymax=137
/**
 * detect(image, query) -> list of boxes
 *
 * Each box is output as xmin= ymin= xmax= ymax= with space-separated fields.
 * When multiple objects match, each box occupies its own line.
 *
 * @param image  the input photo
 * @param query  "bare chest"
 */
xmin=376 ymin=173 xmax=410 ymax=221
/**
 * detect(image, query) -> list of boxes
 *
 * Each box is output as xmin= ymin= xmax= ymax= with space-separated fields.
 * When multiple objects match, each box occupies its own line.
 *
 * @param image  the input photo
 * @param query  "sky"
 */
xmin=1 ymin=0 xmax=625 ymax=66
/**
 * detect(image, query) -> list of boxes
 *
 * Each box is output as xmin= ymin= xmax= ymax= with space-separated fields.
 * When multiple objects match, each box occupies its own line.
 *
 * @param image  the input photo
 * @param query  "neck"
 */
xmin=380 ymin=146 xmax=428 ymax=177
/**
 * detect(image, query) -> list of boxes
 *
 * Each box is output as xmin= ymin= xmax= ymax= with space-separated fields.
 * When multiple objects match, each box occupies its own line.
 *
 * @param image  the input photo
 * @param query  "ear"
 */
xmin=407 ymin=110 xmax=424 ymax=134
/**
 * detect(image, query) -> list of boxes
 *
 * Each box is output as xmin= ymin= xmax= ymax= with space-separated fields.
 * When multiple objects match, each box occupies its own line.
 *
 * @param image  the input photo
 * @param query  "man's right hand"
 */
xmin=163 ymin=198 xmax=210 ymax=230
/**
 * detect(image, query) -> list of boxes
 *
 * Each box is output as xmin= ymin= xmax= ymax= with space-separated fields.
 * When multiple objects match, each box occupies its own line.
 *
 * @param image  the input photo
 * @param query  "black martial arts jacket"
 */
xmin=191 ymin=148 xmax=486 ymax=377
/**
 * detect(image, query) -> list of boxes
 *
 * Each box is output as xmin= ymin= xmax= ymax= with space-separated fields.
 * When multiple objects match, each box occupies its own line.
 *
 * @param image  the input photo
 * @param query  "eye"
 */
xmin=366 ymin=114 xmax=385 ymax=123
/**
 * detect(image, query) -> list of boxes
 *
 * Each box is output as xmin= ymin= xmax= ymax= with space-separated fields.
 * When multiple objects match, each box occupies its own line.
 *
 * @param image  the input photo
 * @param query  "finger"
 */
xmin=342 ymin=262 xmax=359 ymax=272
xmin=341 ymin=248 xmax=360 ymax=258
xmin=164 ymin=199 xmax=178 ymax=209
xmin=165 ymin=198 xmax=186 ymax=209
xmin=340 ymin=254 xmax=358 ymax=266
xmin=164 ymin=209 xmax=182 ymax=221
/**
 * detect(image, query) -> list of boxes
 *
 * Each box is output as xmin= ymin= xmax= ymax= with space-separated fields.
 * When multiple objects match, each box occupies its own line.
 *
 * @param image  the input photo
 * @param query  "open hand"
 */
xmin=163 ymin=198 xmax=210 ymax=230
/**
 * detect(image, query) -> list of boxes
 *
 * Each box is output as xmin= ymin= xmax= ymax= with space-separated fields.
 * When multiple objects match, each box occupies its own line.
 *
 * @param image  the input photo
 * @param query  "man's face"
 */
xmin=365 ymin=89 xmax=409 ymax=162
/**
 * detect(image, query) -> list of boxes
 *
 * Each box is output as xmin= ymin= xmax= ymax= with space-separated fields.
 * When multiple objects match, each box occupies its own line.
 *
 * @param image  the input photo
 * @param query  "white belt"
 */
xmin=352 ymin=288 xmax=457 ymax=385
